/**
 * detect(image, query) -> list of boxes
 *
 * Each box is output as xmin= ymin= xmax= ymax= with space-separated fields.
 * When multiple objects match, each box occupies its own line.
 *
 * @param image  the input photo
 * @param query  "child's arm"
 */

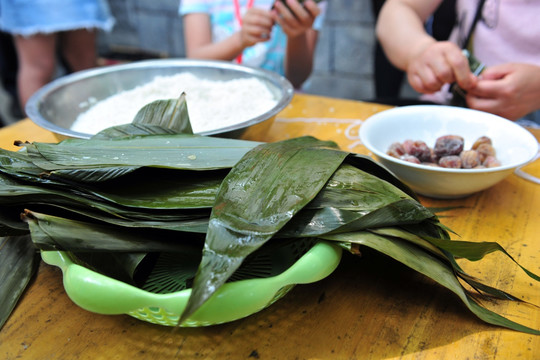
xmin=183 ymin=9 xmax=273 ymax=61
xmin=273 ymin=0 xmax=321 ymax=88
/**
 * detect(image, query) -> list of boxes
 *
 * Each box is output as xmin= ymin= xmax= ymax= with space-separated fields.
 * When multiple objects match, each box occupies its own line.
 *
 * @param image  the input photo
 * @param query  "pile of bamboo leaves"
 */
xmin=1 ymin=95 xmax=539 ymax=334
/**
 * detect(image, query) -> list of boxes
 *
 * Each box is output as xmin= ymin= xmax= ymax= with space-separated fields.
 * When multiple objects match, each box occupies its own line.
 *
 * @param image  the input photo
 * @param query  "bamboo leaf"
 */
xmin=335 ymin=199 xmax=436 ymax=232
xmin=277 ymin=163 xmax=435 ymax=237
xmin=47 ymin=167 xmax=141 ymax=183
xmin=93 ymin=93 xmax=193 ymax=140
xmin=321 ymin=231 xmax=540 ymax=335
xmin=26 ymin=135 xmax=261 ymax=171
xmin=92 ymin=124 xmax=180 ymax=140
xmin=422 ymin=236 xmax=540 ymax=282
xmin=132 ymin=93 xmax=193 ymax=134
xmin=306 ymin=163 xmax=411 ymax=211
xmin=345 ymin=154 xmax=418 ymax=199
xmin=370 ymin=226 xmax=539 ymax=301
xmin=0 ymin=178 xmax=212 ymax=229
xmin=457 ymin=271 xmax=530 ymax=302
xmin=1 ymin=162 xmax=220 ymax=211
xmin=180 ymin=136 xmax=348 ymax=323
xmin=0 ymin=236 xmax=40 ymax=330
xmin=69 ymin=251 xmax=150 ymax=286
xmin=75 ymin=167 xmax=223 ymax=209
xmin=22 ymin=210 xmax=204 ymax=253
xmin=0 ymin=148 xmax=49 ymax=180
xmin=1 ymin=131 xmax=538 ymax=334
xmin=276 ymin=199 xmax=435 ymax=238
xmin=0 ymin=205 xmax=30 ymax=236
xmin=368 ymin=227 xmax=448 ymax=260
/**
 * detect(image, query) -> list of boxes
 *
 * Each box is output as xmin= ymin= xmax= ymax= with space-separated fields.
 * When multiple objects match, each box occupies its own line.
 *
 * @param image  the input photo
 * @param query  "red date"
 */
xmin=387 ymin=135 xmax=500 ymax=169
xmin=439 ymin=155 xmax=462 ymax=168
xmin=434 ymin=135 xmax=464 ymax=157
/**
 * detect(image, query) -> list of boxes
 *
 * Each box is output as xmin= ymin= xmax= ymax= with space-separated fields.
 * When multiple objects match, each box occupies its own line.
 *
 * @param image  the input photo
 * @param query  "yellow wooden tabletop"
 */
xmin=1 ymin=94 xmax=539 ymax=359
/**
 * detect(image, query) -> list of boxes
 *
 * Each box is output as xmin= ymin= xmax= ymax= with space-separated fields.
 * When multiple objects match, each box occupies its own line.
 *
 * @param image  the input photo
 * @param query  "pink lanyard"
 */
xmin=233 ymin=0 xmax=255 ymax=63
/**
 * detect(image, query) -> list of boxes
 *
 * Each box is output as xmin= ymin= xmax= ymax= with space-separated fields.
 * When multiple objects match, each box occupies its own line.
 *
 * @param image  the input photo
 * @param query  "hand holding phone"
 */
xmin=271 ymin=0 xmax=322 ymax=36
xmin=272 ymin=0 xmax=323 ymax=12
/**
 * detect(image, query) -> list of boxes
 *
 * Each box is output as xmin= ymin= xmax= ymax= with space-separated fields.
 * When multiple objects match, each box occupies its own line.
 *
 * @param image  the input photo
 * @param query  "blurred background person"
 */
xmin=370 ymin=0 xmax=455 ymax=105
xmin=0 ymin=0 xmax=115 ymax=116
xmin=0 ymin=31 xmax=20 ymax=126
xmin=180 ymin=0 xmax=326 ymax=89
xmin=376 ymin=0 xmax=540 ymax=124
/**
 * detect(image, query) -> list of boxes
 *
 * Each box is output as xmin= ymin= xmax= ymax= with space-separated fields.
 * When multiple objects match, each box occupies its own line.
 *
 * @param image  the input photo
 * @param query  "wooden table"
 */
xmin=1 ymin=94 xmax=539 ymax=359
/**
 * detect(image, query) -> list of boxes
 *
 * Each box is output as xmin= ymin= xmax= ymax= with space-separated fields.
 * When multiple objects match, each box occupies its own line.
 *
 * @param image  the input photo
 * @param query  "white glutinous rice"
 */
xmin=71 ymin=72 xmax=279 ymax=134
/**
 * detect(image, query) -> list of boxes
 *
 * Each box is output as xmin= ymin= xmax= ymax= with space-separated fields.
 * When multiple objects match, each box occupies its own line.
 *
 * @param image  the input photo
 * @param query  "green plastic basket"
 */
xmin=41 ymin=239 xmax=342 ymax=327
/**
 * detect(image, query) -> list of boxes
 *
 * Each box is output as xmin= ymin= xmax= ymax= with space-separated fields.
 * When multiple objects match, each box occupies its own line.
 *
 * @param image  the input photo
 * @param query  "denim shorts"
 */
xmin=0 ymin=0 xmax=115 ymax=36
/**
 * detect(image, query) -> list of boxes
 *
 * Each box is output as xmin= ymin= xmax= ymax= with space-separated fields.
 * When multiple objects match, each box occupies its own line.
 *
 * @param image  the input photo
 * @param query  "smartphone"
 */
xmin=272 ymin=0 xmax=324 ymax=11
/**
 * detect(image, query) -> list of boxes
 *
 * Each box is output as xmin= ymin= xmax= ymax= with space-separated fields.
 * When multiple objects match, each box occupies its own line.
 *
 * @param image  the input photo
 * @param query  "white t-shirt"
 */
xmin=449 ymin=0 xmax=540 ymax=67
xmin=426 ymin=0 xmax=540 ymax=124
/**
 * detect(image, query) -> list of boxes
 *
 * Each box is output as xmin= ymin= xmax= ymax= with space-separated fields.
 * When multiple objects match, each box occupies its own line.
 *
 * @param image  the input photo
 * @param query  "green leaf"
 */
xmin=69 ymin=251 xmax=150 ymax=286
xmin=321 ymin=231 xmax=540 ymax=335
xmin=93 ymin=92 xmax=193 ymax=140
xmin=180 ymin=137 xmax=348 ymax=323
xmin=132 ymin=93 xmax=193 ymax=134
xmin=277 ymin=164 xmax=435 ymax=237
xmin=345 ymin=154 xmax=418 ymax=200
xmin=422 ymin=236 xmax=540 ymax=282
xmin=74 ymin=167 xmax=223 ymax=210
xmin=368 ymin=227 xmax=447 ymax=260
xmin=370 ymin=226 xmax=539 ymax=302
xmin=306 ymin=163 xmax=412 ymax=211
xmin=22 ymin=210 xmax=204 ymax=253
xmin=0 ymin=236 xmax=40 ymax=330
xmin=1 ymin=130 xmax=538 ymax=334
xmin=26 ymin=134 xmax=261 ymax=172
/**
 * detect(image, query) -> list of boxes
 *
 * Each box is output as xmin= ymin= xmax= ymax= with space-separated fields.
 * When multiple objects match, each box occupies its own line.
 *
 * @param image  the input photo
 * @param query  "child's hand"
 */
xmin=406 ymin=41 xmax=477 ymax=94
xmin=271 ymin=0 xmax=320 ymax=38
xmin=240 ymin=8 xmax=274 ymax=47
xmin=467 ymin=63 xmax=540 ymax=120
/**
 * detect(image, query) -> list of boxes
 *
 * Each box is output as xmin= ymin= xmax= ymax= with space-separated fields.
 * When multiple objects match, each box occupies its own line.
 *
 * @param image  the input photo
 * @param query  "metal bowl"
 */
xmin=26 ymin=59 xmax=294 ymax=139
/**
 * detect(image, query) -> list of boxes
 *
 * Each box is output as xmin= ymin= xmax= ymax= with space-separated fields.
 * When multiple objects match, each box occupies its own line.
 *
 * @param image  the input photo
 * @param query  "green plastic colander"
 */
xmin=41 ymin=239 xmax=342 ymax=327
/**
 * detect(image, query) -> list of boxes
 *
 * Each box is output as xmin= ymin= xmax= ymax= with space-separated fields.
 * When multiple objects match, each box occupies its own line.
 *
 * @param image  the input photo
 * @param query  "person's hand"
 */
xmin=406 ymin=41 xmax=477 ymax=94
xmin=271 ymin=0 xmax=320 ymax=38
xmin=239 ymin=8 xmax=274 ymax=48
xmin=466 ymin=63 xmax=540 ymax=121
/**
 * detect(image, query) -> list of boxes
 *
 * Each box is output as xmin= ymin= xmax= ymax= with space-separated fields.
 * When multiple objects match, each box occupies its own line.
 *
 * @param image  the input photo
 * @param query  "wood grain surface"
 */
xmin=1 ymin=94 xmax=539 ymax=360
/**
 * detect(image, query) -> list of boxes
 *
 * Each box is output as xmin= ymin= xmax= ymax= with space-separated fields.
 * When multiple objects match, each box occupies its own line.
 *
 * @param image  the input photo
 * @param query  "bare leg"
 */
xmin=60 ymin=28 xmax=97 ymax=72
xmin=13 ymin=33 xmax=57 ymax=112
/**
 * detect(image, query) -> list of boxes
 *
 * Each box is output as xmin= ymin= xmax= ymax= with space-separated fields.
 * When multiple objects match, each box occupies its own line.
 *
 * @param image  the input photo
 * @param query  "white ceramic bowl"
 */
xmin=359 ymin=105 xmax=539 ymax=199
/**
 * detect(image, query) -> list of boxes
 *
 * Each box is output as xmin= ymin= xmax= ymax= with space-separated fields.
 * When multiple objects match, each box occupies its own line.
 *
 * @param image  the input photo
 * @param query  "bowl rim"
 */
xmin=359 ymin=105 xmax=540 ymax=174
xmin=25 ymin=58 xmax=295 ymax=139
